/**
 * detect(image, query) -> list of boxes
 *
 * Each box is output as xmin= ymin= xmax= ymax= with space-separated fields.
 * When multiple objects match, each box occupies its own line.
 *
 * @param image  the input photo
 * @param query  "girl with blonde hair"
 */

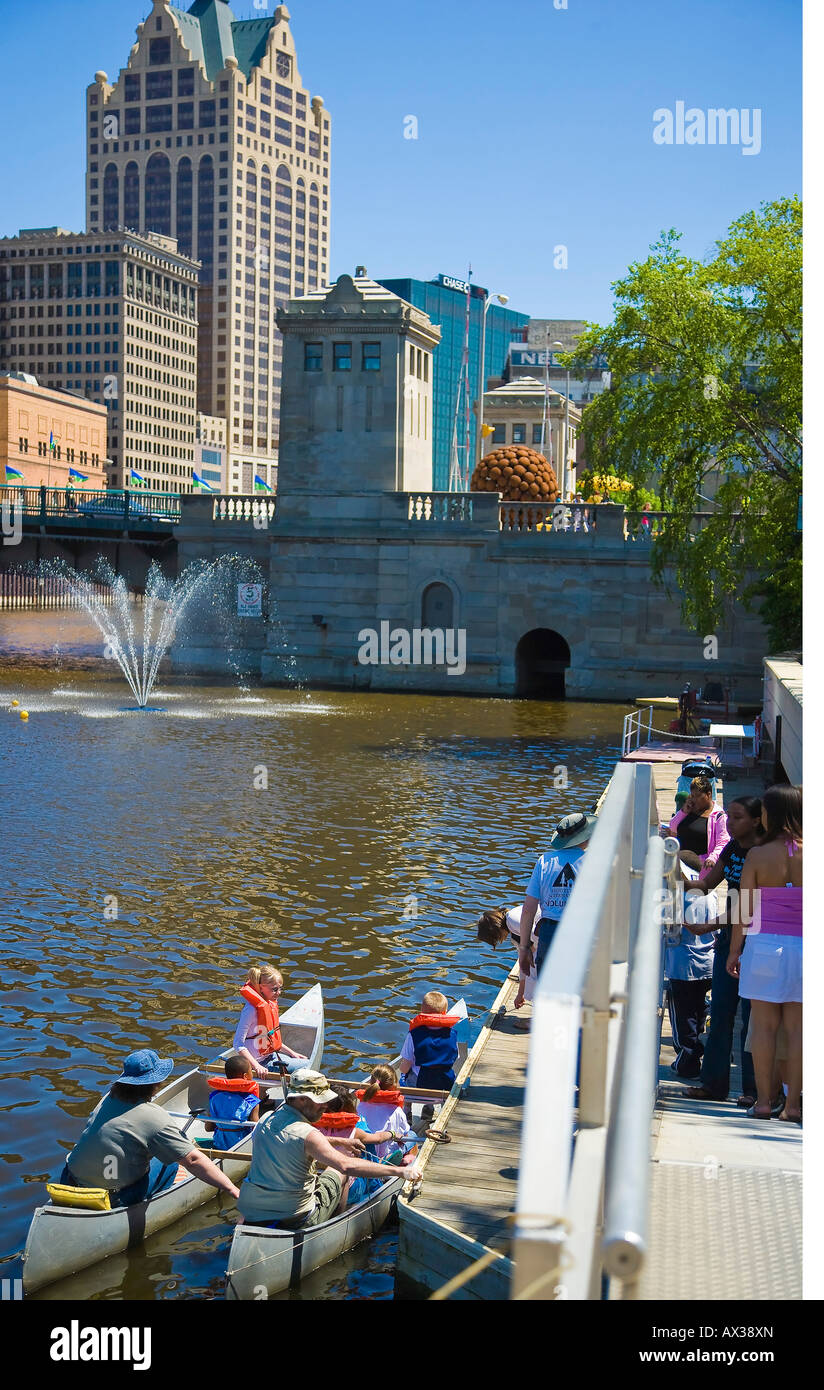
xmin=232 ymin=964 xmax=308 ymax=1079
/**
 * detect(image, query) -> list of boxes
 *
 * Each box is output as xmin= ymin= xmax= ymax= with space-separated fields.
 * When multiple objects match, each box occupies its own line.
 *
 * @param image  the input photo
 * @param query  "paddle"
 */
xmin=201 ymin=1063 xmax=449 ymax=1101
xmin=324 ymin=1077 xmax=451 ymax=1101
xmin=195 ymin=1148 xmax=253 ymax=1163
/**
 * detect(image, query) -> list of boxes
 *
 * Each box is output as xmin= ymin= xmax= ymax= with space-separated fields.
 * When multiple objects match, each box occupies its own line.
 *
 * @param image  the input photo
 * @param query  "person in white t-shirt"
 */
xmin=518 ymin=812 xmax=597 ymax=981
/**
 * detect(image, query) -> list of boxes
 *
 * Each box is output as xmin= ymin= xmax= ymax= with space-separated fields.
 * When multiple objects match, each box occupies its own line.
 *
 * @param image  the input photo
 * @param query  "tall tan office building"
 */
xmin=87 ymin=0 xmax=331 ymax=493
xmin=0 ymin=227 xmax=199 ymax=491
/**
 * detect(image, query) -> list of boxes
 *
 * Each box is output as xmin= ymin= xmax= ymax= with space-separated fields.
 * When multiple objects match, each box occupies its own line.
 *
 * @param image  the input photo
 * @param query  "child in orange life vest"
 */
xmin=206 ymin=1054 xmax=260 ymax=1151
xmin=355 ymin=1066 xmax=416 ymax=1161
xmin=313 ymin=1083 xmax=408 ymax=1205
xmin=233 ymin=964 xmax=308 ymax=1079
xmin=399 ymin=991 xmax=460 ymax=1092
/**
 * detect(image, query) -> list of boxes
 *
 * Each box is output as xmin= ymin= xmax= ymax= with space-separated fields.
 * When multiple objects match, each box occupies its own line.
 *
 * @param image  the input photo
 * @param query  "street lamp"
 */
xmin=477 ymin=292 xmax=509 ymax=465
xmin=552 ymin=339 xmax=571 ymax=501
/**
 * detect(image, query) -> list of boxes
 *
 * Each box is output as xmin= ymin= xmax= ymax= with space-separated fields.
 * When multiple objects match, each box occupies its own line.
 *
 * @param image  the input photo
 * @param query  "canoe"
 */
xmin=225 ymin=1174 xmax=405 ymax=1300
xmin=22 ymin=984 xmax=324 ymax=1295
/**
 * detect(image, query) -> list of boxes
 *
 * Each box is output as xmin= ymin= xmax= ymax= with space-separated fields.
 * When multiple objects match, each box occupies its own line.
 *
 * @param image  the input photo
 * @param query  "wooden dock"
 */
xmin=397 ymin=967 xmax=526 ymax=1299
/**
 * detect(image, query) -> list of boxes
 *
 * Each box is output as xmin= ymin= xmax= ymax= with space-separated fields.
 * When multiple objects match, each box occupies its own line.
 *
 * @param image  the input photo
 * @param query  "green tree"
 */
xmin=571 ymin=196 xmax=801 ymax=648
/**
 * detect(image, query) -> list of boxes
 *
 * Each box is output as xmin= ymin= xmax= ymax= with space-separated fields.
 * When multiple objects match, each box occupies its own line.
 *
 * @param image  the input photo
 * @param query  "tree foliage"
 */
xmin=570 ymin=197 xmax=801 ymax=647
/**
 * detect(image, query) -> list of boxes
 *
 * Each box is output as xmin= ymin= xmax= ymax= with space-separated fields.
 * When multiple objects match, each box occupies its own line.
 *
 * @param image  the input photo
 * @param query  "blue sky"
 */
xmin=0 ymin=0 xmax=801 ymax=325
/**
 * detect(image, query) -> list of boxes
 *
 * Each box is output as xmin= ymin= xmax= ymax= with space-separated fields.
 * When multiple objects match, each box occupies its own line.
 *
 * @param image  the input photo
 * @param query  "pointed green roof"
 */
xmin=170 ymin=0 xmax=278 ymax=82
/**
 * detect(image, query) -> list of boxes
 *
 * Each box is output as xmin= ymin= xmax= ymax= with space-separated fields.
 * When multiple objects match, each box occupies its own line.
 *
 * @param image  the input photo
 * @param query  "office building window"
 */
xmin=362 ymin=342 xmax=380 ymax=371
xmin=149 ymin=37 xmax=171 ymax=65
xmin=492 ymin=423 xmax=506 ymax=444
xmin=532 ymin=423 xmax=543 ymax=445
xmin=197 ymin=155 xmax=215 ymax=278
xmin=333 ymin=343 xmax=351 ymax=371
xmin=146 ymin=69 xmax=172 ymax=100
xmin=178 ymin=68 xmax=195 ymax=97
xmin=146 ymin=104 xmax=172 ymax=133
xmin=178 ymin=101 xmax=194 ymax=130
xmin=512 ymin=423 xmax=526 ymax=444
xmin=124 ymin=107 xmax=140 ymax=135
xmin=124 ymin=74 xmax=140 ymax=102
xmin=145 ymin=152 xmax=172 ymax=235
xmin=199 ymin=101 xmax=216 ymax=128
xmin=103 ymin=164 xmax=119 ymax=230
xmin=124 ymin=161 xmax=140 ymax=226
xmin=304 ymin=342 xmax=322 ymax=371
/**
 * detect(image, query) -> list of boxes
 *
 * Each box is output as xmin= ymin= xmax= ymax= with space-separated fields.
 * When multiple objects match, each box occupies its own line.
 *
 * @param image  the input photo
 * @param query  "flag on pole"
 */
xmin=130 ymin=468 xmax=146 ymax=487
xmin=68 ymin=468 xmax=89 ymax=482
xmin=193 ymin=471 xmax=216 ymax=493
xmin=5 ymin=464 xmax=24 ymax=481
xmin=49 ymin=432 xmax=55 ymax=452
xmin=254 ymin=474 xmax=273 ymax=493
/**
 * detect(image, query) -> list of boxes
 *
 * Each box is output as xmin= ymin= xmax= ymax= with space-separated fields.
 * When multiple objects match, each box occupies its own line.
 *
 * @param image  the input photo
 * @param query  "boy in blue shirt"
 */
xmin=206 ymin=1054 xmax=260 ymax=1150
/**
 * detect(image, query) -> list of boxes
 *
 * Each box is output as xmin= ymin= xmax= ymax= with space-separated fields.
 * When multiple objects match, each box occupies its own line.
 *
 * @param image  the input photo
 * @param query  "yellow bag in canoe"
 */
xmin=46 ymin=1183 xmax=111 ymax=1211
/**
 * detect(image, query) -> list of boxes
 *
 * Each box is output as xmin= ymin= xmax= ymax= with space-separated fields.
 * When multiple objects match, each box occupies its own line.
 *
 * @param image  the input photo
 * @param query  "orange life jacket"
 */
xmin=208 ymin=1077 xmax=260 ymax=1097
xmin=409 ymin=1014 xmax=460 ymax=1031
xmin=355 ymin=1089 xmax=405 ymax=1107
xmin=240 ymin=984 xmax=283 ymax=1056
xmin=313 ymin=1111 xmax=360 ymax=1132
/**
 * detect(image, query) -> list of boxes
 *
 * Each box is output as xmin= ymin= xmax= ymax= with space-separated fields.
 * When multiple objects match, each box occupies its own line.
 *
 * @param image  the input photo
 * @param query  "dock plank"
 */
xmin=397 ymin=969 xmax=526 ymax=1293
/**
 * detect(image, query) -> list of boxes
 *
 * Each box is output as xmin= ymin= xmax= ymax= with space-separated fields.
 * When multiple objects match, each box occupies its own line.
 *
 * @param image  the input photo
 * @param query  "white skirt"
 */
xmin=739 ymin=932 xmax=802 ymax=1004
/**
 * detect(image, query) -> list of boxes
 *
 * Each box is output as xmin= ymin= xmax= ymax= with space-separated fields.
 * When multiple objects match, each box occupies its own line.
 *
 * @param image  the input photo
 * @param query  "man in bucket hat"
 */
xmin=238 ymin=1068 xmax=421 ymax=1229
xmin=518 ymin=811 xmax=597 ymax=988
xmin=59 ymin=1049 xmax=242 ymax=1207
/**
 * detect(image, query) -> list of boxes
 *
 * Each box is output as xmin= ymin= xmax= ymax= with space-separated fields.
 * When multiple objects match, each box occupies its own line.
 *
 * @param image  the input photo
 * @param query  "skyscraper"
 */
xmin=87 ymin=0 xmax=331 ymax=492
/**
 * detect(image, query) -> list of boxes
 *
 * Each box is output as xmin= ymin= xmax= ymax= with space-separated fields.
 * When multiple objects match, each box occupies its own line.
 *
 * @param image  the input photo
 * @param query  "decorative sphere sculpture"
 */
xmin=470 ymin=446 xmax=559 ymax=502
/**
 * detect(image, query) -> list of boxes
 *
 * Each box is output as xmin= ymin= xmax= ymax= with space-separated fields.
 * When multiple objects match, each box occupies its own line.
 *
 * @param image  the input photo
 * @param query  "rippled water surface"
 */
xmin=0 ymin=617 xmax=624 ymax=1299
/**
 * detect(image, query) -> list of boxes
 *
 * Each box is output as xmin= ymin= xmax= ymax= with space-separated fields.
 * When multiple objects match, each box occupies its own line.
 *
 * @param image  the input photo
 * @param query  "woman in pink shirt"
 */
xmin=668 ymin=777 xmax=730 ymax=869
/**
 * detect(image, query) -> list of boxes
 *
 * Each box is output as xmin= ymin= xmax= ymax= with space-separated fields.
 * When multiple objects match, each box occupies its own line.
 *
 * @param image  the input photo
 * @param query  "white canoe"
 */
xmin=225 ymin=1174 xmax=404 ymax=1300
xmin=22 ymin=983 xmax=324 ymax=1295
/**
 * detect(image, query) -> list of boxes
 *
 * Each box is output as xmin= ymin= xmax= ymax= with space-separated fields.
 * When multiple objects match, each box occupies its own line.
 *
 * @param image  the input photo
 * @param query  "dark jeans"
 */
xmin=668 ymin=978 xmax=711 ymax=1077
xmin=60 ymin=1157 xmax=179 ymax=1208
xmin=700 ymin=929 xmax=755 ymax=1099
xmin=535 ymin=917 xmax=560 ymax=976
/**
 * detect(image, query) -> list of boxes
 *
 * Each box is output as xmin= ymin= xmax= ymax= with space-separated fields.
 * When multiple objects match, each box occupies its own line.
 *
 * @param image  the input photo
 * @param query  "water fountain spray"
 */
xmin=40 ymin=556 xmax=252 ymax=709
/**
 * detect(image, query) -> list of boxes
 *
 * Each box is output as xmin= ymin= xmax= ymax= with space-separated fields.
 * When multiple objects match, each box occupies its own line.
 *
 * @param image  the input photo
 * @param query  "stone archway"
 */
xmin=515 ymin=628 xmax=571 ymax=698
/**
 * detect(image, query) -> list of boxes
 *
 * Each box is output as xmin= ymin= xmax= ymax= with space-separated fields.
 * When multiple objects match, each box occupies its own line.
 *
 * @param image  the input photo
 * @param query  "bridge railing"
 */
xmin=0 ymin=569 xmax=143 ymax=610
xmin=0 ymin=486 xmax=180 ymax=524
xmin=621 ymin=705 xmax=653 ymax=757
xmin=511 ymin=760 xmax=674 ymax=1300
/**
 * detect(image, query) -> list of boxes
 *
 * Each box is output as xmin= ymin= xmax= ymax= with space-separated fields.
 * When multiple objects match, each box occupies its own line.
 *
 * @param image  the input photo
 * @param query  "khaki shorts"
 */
xmin=304 ymin=1171 xmax=344 ymax=1227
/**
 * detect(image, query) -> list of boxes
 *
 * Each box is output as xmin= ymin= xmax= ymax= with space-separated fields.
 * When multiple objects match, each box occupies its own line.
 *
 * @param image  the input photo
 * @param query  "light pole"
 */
xmin=552 ymin=340 xmax=571 ymax=501
xmin=477 ymin=291 xmax=509 ymax=465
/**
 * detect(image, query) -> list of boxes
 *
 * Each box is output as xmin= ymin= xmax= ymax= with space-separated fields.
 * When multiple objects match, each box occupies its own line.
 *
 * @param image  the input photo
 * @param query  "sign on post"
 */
xmin=237 ymin=583 xmax=262 ymax=617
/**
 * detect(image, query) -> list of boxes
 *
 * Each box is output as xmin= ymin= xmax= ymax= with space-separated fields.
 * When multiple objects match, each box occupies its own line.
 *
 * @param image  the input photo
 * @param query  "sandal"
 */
xmin=736 ymin=1094 xmax=755 ymax=1108
xmin=745 ymin=1103 xmax=773 ymax=1120
xmin=684 ymin=1086 xmax=723 ymax=1101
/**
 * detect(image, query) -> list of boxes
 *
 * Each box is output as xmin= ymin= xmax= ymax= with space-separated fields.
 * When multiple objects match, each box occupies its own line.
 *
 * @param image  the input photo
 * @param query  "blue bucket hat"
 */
xmin=115 ymin=1049 xmax=174 ymax=1087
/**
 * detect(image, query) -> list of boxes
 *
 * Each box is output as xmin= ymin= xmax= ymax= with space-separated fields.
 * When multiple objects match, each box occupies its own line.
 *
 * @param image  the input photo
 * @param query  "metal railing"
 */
xmin=0 ymin=570 xmax=143 ymax=610
xmin=621 ymin=705 xmax=653 ymax=757
xmin=0 ymin=486 xmax=180 ymax=525
xmin=511 ymin=760 xmax=672 ymax=1300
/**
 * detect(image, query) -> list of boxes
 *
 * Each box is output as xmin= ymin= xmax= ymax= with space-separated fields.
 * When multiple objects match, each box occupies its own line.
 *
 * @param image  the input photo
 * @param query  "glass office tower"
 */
xmin=377 ymin=275 xmax=528 ymax=491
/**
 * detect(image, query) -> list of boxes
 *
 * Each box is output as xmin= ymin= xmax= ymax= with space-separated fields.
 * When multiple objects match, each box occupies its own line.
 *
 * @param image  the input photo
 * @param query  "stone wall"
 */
xmin=171 ymin=493 xmax=768 ymax=703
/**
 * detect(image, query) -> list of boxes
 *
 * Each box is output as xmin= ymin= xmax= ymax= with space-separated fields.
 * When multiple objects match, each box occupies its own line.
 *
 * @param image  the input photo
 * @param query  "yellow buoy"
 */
xmin=11 ymin=699 xmax=19 ymax=707
xmin=19 ymin=711 xmax=29 ymax=722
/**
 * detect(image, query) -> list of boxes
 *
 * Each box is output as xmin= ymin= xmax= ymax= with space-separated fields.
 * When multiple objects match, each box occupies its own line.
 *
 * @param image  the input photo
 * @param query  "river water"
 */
xmin=0 ymin=613 xmax=624 ymax=1299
